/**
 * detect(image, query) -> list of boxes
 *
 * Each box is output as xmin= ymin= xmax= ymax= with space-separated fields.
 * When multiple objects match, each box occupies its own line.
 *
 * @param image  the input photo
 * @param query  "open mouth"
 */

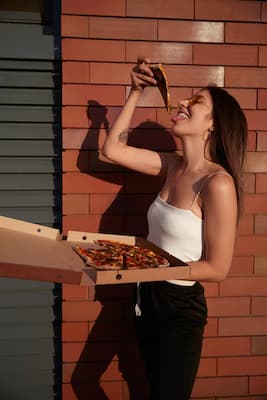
xmin=176 ymin=111 xmax=190 ymax=120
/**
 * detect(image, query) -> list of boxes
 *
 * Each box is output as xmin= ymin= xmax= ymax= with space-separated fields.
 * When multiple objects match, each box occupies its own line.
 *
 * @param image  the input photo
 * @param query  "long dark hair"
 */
xmin=205 ymin=86 xmax=248 ymax=222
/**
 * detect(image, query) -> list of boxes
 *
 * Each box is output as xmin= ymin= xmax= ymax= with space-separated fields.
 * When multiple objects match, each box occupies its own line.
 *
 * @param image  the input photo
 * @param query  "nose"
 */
xmin=178 ymin=98 xmax=190 ymax=110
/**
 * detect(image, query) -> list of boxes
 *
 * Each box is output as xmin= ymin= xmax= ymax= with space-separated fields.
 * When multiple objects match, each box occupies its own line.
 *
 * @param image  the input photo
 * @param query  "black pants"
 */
xmin=135 ymin=281 xmax=207 ymax=400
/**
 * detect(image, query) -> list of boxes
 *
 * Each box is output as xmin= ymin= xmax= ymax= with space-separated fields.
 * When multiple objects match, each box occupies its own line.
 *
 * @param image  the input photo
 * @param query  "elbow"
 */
xmin=212 ymin=270 xmax=228 ymax=282
xmin=101 ymin=143 xmax=115 ymax=162
xmin=209 ymin=262 xmax=231 ymax=282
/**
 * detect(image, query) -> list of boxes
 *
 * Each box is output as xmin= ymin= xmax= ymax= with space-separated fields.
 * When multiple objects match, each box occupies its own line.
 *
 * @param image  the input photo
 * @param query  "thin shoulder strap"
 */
xmin=191 ymin=171 xmax=231 ymax=208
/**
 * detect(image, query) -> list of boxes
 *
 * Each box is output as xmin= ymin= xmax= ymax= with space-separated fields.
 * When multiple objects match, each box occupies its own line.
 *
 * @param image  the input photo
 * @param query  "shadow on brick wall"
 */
xmin=71 ymin=100 xmax=177 ymax=400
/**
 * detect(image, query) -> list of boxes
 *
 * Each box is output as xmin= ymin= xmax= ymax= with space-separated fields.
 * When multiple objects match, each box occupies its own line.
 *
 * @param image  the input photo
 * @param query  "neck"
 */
xmin=180 ymin=137 xmax=211 ymax=174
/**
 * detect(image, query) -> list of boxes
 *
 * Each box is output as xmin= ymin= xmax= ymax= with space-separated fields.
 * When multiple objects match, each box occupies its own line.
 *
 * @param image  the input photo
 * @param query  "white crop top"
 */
xmin=146 ymin=171 xmax=230 ymax=286
xmin=147 ymin=196 xmax=202 ymax=285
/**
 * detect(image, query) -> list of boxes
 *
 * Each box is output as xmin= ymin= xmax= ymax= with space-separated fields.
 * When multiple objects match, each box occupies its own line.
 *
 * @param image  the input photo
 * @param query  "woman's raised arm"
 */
xmin=101 ymin=58 xmax=170 ymax=176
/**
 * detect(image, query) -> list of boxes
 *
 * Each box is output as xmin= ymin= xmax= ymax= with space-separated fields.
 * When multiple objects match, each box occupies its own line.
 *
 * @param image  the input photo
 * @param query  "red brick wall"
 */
xmin=61 ymin=1 xmax=267 ymax=399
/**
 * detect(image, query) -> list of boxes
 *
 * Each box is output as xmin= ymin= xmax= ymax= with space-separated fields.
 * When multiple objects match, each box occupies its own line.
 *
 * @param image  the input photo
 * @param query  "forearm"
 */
xmin=102 ymin=89 xmax=141 ymax=159
xmin=186 ymin=259 xmax=231 ymax=283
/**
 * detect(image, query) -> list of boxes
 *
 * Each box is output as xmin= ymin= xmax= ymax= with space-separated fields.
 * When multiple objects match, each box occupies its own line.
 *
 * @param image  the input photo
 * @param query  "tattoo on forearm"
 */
xmin=118 ymin=129 xmax=129 ymax=143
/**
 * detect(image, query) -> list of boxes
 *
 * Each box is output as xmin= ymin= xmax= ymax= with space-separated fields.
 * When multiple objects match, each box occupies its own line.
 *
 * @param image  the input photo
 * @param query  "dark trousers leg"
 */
xmin=136 ymin=318 xmax=204 ymax=400
xmin=135 ymin=281 xmax=207 ymax=400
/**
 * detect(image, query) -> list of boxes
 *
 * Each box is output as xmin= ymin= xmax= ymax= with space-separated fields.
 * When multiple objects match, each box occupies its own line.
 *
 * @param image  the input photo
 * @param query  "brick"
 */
xmin=62 ymin=300 xmax=103 ymax=322
xmin=63 ymin=128 xmax=104 ymax=150
xmin=62 ymin=214 xmax=124 ymax=235
xmin=258 ymin=89 xmax=267 ymax=109
xmin=252 ymin=296 xmax=267 ymax=315
xmin=219 ymin=317 xmax=267 ymax=336
xmin=63 ymin=341 xmax=120 ymax=362
xmin=245 ymin=110 xmax=267 ymax=131
xmin=164 ymin=65 xmax=224 ymax=87
xmin=250 ymin=376 xmax=267 ymax=395
xmin=247 ymin=132 xmax=257 ymax=151
xmin=62 ymin=284 xmax=89 ymax=301
xmin=237 ymin=215 xmax=254 ymax=235
xmin=62 ymin=150 xmax=89 ymax=172
xmin=202 ymin=282 xmax=219 ymax=297
xmin=195 ymin=0 xmax=261 ymax=21
xmin=235 ymin=235 xmax=267 ymax=256
xmin=126 ymin=0 xmax=194 ymax=19
xmin=62 ymin=62 xmax=90 ymax=84
xmin=204 ymin=318 xmax=218 ymax=337
xmin=207 ymin=297 xmax=250 ymax=317
xmin=194 ymin=44 xmax=258 ymax=67
xmin=225 ymin=67 xmax=267 ymax=88
xmin=216 ymin=397 xmax=267 ymax=400
xmin=89 ymin=17 xmax=157 ymax=40
xmin=63 ymin=84 xmax=125 ymax=106
xmin=226 ymin=22 xmax=267 ymax=44
xmin=259 ymin=46 xmax=267 ymax=66
xmin=220 ymin=276 xmax=267 ymax=296
xmin=246 ymin=152 xmax=267 ymax=173
xmin=90 ymin=193 xmax=154 ymax=215
xmin=62 ymin=39 xmax=125 ymax=62
xmin=257 ymin=132 xmax=267 ymax=151
xmin=244 ymin=194 xmax=267 ymax=213
xmin=62 ymin=322 xmax=88 ymax=342
xmin=202 ymin=337 xmax=250 ymax=357
xmin=62 ymin=0 xmax=125 ymax=16
xmin=192 ymin=377 xmax=248 ymax=397
xmin=63 ymin=300 xmax=122 ymax=322
xmin=61 ymin=15 xmax=88 ymax=38
xmin=218 ymin=356 xmax=267 ymax=376
xmin=252 ymin=336 xmax=267 ymax=355
xmin=126 ymin=41 xmax=192 ymax=64
xmin=263 ymin=2 xmax=267 ymax=21
xmin=125 ymin=173 xmax=164 ymax=193
xmin=224 ymin=89 xmax=257 ymax=110
xmin=254 ymin=255 xmax=267 ymax=275
xmin=90 ymin=63 xmax=132 ymax=85
xmin=63 ymin=172 xmax=124 ymax=194
xmin=62 ymin=193 xmax=89 ymax=215
xmin=62 ymin=106 xmax=88 ymax=128
xmin=255 ymin=215 xmax=267 ymax=234
xmin=158 ymin=20 xmax=223 ymax=43
xmin=244 ymin=173 xmax=255 ymax=194
xmin=229 ymin=256 xmax=254 ymax=276
xmin=197 ymin=358 xmax=217 ymax=377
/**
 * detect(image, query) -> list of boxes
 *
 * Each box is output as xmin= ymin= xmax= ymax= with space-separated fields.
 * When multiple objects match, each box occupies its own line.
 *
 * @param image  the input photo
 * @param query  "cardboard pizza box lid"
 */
xmin=0 ymin=216 xmax=190 ymax=286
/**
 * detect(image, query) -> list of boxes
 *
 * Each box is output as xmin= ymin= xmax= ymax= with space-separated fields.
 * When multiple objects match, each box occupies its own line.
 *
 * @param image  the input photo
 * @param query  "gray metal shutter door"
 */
xmin=0 ymin=1 xmax=61 ymax=399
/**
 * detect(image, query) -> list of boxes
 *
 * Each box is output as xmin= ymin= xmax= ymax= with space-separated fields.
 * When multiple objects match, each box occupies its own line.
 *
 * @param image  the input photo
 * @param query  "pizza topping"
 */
xmin=74 ymin=240 xmax=169 ymax=270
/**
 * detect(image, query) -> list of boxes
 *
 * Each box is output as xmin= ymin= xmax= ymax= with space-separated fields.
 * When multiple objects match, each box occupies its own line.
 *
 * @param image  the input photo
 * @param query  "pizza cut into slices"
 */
xmin=94 ymin=240 xmax=170 ymax=269
xmin=151 ymin=63 xmax=172 ymax=113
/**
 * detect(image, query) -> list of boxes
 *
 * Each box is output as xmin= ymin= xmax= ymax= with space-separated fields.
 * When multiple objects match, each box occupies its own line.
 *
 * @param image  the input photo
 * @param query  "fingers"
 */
xmin=131 ymin=57 xmax=157 ymax=90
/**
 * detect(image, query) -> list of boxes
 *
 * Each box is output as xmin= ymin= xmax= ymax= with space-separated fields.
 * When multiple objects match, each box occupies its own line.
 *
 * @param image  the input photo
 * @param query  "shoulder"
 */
xmin=202 ymin=171 xmax=237 ymax=210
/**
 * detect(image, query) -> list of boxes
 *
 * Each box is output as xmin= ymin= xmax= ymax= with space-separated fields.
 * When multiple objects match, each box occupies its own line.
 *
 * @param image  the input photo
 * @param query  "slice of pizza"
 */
xmin=74 ymin=246 xmax=123 ymax=270
xmin=151 ymin=63 xmax=172 ymax=113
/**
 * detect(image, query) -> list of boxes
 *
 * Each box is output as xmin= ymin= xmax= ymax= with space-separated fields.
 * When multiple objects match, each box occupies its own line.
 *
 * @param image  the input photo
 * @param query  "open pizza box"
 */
xmin=0 ymin=216 xmax=190 ymax=287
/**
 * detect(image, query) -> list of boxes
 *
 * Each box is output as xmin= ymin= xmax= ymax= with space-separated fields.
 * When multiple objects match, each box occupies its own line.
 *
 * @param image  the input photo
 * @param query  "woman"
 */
xmin=102 ymin=57 xmax=248 ymax=399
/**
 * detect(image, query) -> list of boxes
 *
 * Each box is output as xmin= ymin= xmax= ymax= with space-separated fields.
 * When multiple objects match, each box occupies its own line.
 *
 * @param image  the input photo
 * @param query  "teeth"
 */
xmin=177 ymin=112 xmax=189 ymax=120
